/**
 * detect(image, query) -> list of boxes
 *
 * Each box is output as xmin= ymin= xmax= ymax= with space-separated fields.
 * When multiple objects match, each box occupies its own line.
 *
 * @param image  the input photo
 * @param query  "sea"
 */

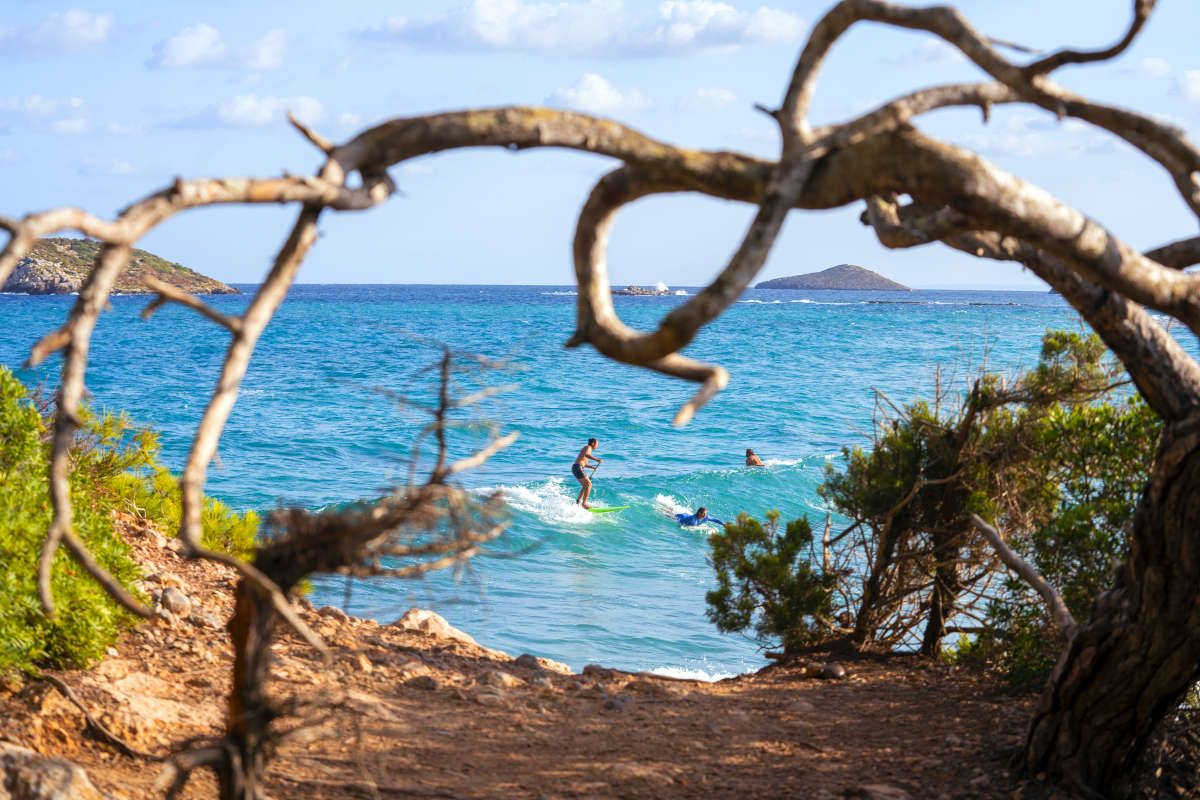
xmin=1 ymin=284 xmax=1089 ymax=679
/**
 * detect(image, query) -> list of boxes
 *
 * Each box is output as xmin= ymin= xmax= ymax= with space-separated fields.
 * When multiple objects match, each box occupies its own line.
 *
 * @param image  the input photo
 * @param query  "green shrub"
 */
xmin=0 ymin=367 xmax=258 ymax=677
xmin=706 ymin=511 xmax=835 ymax=653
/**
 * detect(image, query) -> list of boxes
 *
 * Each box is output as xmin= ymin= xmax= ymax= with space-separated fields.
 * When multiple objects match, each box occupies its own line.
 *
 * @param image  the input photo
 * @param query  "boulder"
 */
xmin=317 ymin=605 xmax=349 ymax=623
xmin=158 ymin=587 xmax=191 ymax=617
xmin=482 ymin=671 xmax=523 ymax=690
xmin=391 ymin=608 xmax=478 ymax=647
xmin=818 ymin=663 xmax=847 ymax=680
xmin=513 ymin=652 xmax=572 ymax=674
xmin=0 ymin=742 xmax=102 ymax=800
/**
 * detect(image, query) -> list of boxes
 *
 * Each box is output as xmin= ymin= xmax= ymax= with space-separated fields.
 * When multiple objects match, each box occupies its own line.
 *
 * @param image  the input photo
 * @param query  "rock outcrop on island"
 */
xmin=2 ymin=237 xmax=237 ymax=295
xmin=613 ymin=284 xmax=670 ymax=296
xmin=756 ymin=264 xmax=910 ymax=291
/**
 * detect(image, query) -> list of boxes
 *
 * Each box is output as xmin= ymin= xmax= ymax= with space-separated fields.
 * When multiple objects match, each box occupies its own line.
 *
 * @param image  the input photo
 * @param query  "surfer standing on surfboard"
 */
xmin=573 ymin=437 xmax=603 ymax=508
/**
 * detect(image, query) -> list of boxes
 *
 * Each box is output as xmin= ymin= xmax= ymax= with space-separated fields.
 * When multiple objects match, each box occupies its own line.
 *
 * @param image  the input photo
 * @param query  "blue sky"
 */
xmin=2 ymin=0 xmax=1198 ymax=289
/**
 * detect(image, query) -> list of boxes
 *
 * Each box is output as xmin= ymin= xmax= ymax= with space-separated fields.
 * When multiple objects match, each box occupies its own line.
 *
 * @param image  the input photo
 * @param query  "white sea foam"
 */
xmin=540 ymin=290 xmax=577 ymax=296
xmin=489 ymin=478 xmax=595 ymax=525
xmin=739 ymin=298 xmax=859 ymax=306
xmin=673 ymin=289 xmax=688 ymax=296
xmin=762 ymin=457 xmax=804 ymax=467
xmin=653 ymin=493 xmax=689 ymax=516
xmin=646 ymin=665 xmax=739 ymax=682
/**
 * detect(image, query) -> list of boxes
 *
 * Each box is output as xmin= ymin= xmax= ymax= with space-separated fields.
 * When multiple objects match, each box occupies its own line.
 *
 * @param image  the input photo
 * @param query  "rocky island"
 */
xmin=2 ymin=237 xmax=237 ymax=295
xmin=613 ymin=284 xmax=671 ymax=296
xmin=756 ymin=264 xmax=910 ymax=291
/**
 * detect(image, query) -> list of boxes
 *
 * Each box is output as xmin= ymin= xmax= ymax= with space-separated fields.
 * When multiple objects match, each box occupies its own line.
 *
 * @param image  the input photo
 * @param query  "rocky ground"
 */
xmin=0 ymin=518 xmax=1054 ymax=800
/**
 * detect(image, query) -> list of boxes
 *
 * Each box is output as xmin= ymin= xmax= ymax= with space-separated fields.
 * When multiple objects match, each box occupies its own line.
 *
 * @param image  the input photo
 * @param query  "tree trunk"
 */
xmin=854 ymin=526 xmax=898 ymax=644
xmin=219 ymin=580 xmax=280 ymax=800
xmin=920 ymin=533 xmax=961 ymax=656
xmin=1026 ymin=421 xmax=1200 ymax=796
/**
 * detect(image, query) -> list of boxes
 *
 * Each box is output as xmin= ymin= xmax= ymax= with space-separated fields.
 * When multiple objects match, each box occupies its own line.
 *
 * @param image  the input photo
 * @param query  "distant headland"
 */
xmin=756 ymin=264 xmax=910 ymax=291
xmin=2 ymin=237 xmax=237 ymax=295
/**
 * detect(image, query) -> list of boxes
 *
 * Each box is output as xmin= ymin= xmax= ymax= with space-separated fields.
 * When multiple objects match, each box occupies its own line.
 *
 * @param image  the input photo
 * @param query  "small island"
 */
xmin=2 ymin=237 xmax=237 ymax=295
xmin=613 ymin=284 xmax=670 ymax=296
xmin=756 ymin=264 xmax=910 ymax=291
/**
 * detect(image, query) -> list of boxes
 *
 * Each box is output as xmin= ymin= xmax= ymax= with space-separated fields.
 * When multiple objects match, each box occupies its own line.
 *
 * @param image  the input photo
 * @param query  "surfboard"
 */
xmin=587 ymin=506 xmax=630 ymax=514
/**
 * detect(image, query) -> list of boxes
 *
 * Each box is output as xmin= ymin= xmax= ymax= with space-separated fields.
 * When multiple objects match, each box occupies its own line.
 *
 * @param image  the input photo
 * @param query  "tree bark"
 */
xmin=1026 ymin=418 xmax=1200 ymax=796
xmin=220 ymin=578 xmax=280 ymax=800
xmin=920 ymin=530 xmax=962 ymax=656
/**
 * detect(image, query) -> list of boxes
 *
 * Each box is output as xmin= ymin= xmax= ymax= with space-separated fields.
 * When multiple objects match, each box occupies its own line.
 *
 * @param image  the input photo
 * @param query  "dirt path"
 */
xmin=1 ymin=523 xmax=1045 ymax=799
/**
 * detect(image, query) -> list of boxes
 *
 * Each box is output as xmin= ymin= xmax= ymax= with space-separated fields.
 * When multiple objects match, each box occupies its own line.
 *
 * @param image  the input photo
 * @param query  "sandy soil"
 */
xmin=0 ymin=520 xmax=1055 ymax=800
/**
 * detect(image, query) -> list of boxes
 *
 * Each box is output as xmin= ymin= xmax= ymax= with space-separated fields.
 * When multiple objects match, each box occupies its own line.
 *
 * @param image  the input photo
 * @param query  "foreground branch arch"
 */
xmin=6 ymin=0 xmax=1200 ymax=795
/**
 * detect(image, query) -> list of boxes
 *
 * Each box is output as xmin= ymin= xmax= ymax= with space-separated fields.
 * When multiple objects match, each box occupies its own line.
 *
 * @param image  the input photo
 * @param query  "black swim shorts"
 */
xmin=572 ymin=463 xmax=585 ymax=479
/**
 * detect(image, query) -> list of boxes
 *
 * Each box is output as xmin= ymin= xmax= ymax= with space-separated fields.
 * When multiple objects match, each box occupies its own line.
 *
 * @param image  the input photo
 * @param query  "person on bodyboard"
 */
xmin=573 ymin=437 xmax=603 ymax=508
xmin=676 ymin=506 xmax=724 ymax=527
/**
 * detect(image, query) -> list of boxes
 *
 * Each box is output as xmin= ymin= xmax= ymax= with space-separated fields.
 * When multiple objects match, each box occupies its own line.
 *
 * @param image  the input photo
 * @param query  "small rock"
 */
xmin=317 ymin=605 xmax=349 ymax=623
xmin=473 ymin=687 xmax=507 ymax=706
xmin=514 ymin=653 xmax=541 ymax=670
xmin=818 ymin=662 xmax=847 ymax=680
xmin=404 ymin=675 xmax=439 ymax=691
xmin=105 ymin=647 xmax=119 ymax=658
xmin=529 ymin=674 xmax=554 ymax=690
xmin=603 ymin=694 xmax=633 ymax=711
xmin=392 ymin=608 xmax=478 ymax=646
xmin=165 ymin=537 xmax=184 ymax=553
xmin=844 ymin=784 xmax=912 ymax=800
xmin=483 ymin=671 xmax=523 ymax=689
xmin=944 ymin=733 xmax=963 ymax=746
xmin=158 ymin=587 xmax=191 ymax=617
xmin=151 ymin=532 xmax=168 ymax=549
xmin=789 ymin=699 xmax=815 ymax=713
xmin=0 ymin=742 xmax=102 ymax=800
xmin=189 ymin=610 xmax=223 ymax=629
xmin=356 ymin=653 xmax=374 ymax=674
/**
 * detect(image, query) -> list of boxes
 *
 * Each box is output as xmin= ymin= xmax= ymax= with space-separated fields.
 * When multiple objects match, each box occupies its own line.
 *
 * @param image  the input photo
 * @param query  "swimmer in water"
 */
xmin=745 ymin=448 xmax=765 ymax=467
xmin=675 ymin=506 xmax=724 ymax=527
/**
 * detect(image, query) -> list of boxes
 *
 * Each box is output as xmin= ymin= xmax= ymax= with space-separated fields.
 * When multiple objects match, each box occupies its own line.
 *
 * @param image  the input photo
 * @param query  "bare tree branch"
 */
xmin=971 ymin=514 xmax=1076 ymax=636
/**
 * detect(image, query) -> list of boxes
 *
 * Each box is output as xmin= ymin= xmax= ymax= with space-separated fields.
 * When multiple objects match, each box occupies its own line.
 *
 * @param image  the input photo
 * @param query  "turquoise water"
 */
xmin=1 ymin=285 xmax=1084 ymax=678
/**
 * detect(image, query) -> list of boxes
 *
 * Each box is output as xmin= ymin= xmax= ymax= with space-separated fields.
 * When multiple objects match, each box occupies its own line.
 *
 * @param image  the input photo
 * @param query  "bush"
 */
xmin=706 ymin=511 xmax=835 ymax=653
xmin=0 ymin=367 xmax=258 ymax=677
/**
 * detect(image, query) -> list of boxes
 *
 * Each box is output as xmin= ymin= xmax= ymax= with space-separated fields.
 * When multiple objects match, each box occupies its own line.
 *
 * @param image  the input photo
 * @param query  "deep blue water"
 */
xmin=1 ymin=284 xmax=1086 ymax=678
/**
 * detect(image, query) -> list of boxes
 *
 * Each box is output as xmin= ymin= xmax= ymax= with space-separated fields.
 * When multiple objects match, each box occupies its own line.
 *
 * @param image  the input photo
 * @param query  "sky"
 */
xmin=2 ymin=0 xmax=1199 ymax=289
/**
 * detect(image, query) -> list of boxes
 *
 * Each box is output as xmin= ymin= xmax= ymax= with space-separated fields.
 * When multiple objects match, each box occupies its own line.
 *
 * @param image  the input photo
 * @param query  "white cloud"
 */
xmin=678 ymin=86 xmax=736 ymax=113
xmin=961 ymin=110 xmax=1114 ymax=158
xmin=244 ymin=29 xmax=286 ymax=71
xmin=28 ymin=10 xmax=113 ymax=50
xmin=105 ymin=121 xmax=144 ymax=136
xmin=49 ymin=116 xmax=91 ymax=135
xmin=78 ymin=157 xmax=137 ymax=176
xmin=149 ymin=23 xmax=226 ymax=68
xmin=547 ymin=74 xmax=650 ymax=114
xmin=0 ymin=95 xmax=83 ymax=116
xmin=892 ymin=39 xmax=966 ymax=67
xmin=215 ymin=94 xmax=324 ymax=127
xmin=1130 ymin=56 xmax=1171 ymax=79
xmin=337 ymin=111 xmax=363 ymax=130
xmin=363 ymin=0 xmax=804 ymax=56
xmin=149 ymin=24 xmax=286 ymax=71
xmin=1179 ymin=70 xmax=1200 ymax=104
